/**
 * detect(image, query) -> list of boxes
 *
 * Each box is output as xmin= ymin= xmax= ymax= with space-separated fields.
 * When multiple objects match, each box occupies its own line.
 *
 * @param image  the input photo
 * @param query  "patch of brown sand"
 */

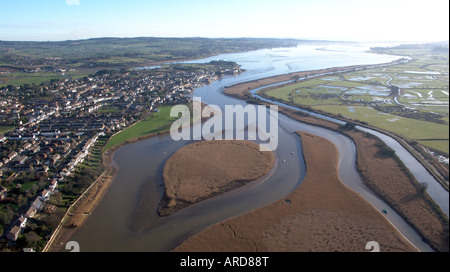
xmin=280 ymin=107 xmax=448 ymax=252
xmin=44 ymin=102 xmax=220 ymax=251
xmin=159 ymin=140 xmax=275 ymax=216
xmin=224 ymin=74 xmax=448 ymax=252
xmin=174 ymin=132 xmax=417 ymax=252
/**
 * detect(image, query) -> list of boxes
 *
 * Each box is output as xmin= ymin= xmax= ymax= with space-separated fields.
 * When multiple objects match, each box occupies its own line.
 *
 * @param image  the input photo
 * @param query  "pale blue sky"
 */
xmin=0 ymin=0 xmax=448 ymax=42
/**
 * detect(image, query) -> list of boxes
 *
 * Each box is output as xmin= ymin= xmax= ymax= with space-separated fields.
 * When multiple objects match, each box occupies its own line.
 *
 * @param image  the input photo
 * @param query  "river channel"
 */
xmin=70 ymin=43 xmax=445 ymax=252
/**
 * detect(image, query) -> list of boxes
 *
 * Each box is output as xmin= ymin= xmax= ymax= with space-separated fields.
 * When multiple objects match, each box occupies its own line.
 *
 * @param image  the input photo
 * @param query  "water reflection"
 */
xmin=70 ymin=43 xmax=440 ymax=252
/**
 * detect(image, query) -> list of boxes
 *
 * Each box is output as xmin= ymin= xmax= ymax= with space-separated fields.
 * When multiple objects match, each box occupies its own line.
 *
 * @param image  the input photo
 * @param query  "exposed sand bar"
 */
xmin=44 ymin=102 xmax=212 ymax=251
xmin=174 ymin=132 xmax=418 ymax=252
xmin=222 ymin=66 xmax=448 ymax=252
xmin=159 ymin=140 xmax=275 ymax=216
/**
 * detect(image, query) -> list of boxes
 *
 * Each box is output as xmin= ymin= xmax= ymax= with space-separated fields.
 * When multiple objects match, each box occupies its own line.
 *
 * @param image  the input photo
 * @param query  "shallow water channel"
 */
xmin=70 ymin=43 xmax=443 ymax=252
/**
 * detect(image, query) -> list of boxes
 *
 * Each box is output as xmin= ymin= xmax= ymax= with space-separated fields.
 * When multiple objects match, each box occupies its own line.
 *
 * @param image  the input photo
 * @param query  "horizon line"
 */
xmin=1 ymin=36 xmax=447 ymax=44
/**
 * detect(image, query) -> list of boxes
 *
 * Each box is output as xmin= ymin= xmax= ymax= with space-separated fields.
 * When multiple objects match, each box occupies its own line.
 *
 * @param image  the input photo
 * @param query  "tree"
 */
xmin=0 ymin=211 xmax=8 ymax=226
xmin=25 ymin=231 xmax=41 ymax=247
xmin=42 ymin=214 xmax=61 ymax=231
xmin=4 ymin=206 xmax=14 ymax=223
xmin=341 ymin=122 xmax=356 ymax=130
xmin=30 ymin=184 xmax=39 ymax=195
xmin=418 ymin=182 xmax=428 ymax=196
xmin=378 ymin=145 xmax=396 ymax=158
xmin=16 ymin=236 xmax=27 ymax=248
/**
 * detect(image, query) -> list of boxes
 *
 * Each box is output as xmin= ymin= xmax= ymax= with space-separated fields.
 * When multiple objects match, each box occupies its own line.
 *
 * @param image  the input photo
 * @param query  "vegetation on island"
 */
xmin=0 ymin=38 xmax=251 ymax=251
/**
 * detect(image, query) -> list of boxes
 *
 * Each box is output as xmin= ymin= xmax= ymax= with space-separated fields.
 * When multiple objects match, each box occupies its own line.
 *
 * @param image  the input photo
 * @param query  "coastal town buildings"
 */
xmin=0 ymin=62 xmax=242 ymax=251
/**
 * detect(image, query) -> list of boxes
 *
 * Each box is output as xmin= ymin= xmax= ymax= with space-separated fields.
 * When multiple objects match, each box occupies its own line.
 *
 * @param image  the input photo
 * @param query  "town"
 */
xmin=0 ymin=61 xmax=243 ymax=251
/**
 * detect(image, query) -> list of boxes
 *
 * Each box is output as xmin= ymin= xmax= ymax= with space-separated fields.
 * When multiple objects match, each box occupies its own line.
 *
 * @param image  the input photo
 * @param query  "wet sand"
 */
xmin=174 ymin=132 xmax=418 ymax=252
xmin=224 ymin=74 xmax=449 ymax=252
xmin=46 ymin=64 xmax=448 ymax=252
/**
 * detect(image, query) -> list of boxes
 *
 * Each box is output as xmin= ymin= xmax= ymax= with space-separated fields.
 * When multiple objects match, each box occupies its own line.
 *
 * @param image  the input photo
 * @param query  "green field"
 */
xmin=97 ymin=107 xmax=123 ymax=114
xmin=103 ymin=106 xmax=178 ymax=152
xmin=313 ymin=105 xmax=449 ymax=140
xmin=264 ymin=79 xmax=325 ymax=100
xmin=261 ymin=45 xmax=449 ymax=154
xmin=0 ymin=37 xmax=299 ymax=87
xmin=417 ymin=140 xmax=449 ymax=154
xmin=0 ymin=72 xmax=63 ymax=87
xmin=0 ymin=125 xmax=14 ymax=135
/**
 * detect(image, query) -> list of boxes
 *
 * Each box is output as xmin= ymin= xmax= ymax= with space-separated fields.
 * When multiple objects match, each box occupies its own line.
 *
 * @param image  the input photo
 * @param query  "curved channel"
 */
xmin=250 ymin=85 xmax=449 ymax=217
xmin=69 ymin=43 xmax=444 ymax=252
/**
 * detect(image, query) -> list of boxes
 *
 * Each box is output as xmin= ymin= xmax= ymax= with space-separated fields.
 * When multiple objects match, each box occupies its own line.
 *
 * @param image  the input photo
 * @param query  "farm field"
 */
xmin=262 ymin=46 xmax=449 ymax=155
xmin=0 ymin=37 xmax=298 ymax=87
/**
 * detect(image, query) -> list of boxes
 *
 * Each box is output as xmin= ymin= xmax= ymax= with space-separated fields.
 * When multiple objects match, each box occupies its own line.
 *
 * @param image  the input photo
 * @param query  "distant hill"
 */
xmin=0 ymin=37 xmax=317 ymax=86
xmin=372 ymin=41 xmax=449 ymax=54
xmin=0 ymin=37 xmax=302 ymax=69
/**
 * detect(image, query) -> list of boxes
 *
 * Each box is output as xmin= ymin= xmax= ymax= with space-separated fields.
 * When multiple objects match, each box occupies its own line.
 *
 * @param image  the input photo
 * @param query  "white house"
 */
xmin=49 ymin=179 xmax=58 ymax=191
xmin=39 ymin=190 xmax=50 ymax=201
xmin=18 ymin=216 xmax=27 ymax=228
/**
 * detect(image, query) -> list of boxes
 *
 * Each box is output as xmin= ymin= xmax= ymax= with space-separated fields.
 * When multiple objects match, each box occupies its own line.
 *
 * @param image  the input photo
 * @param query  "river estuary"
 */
xmin=69 ymin=42 xmax=447 ymax=252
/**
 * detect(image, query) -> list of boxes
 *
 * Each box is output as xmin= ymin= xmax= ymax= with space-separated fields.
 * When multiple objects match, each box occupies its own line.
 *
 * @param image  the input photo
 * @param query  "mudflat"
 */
xmin=223 ymin=73 xmax=448 ymax=252
xmin=159 ymin=140 xmax=275 ymax=216
xmin=174 ymin=132 xmax=418 ymax=252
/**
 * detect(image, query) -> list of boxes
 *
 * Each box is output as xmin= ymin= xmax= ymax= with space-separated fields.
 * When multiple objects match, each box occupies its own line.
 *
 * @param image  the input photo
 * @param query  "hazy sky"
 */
xmin=1 ymin=0 xmax=448 ymax=42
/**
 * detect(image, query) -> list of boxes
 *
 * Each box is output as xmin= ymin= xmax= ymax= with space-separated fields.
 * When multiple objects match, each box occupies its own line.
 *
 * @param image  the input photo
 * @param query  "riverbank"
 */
xmin=159 ymin=140 xmax=275 ymax=216
xmin=44 ymin=60 xmax=444 ymax=252
xmin=43 ymin=101 xmax=222 ymax=251
xmin=174 ymin=132 xmax=418 ymax=252
xmin=224 ymin=77 xmax=449 ymax=251
xmin=252 ymin=70 xmax=449 ymax=188
xmin=223 ymin=60 xmax=406 ymax=100
xmin=44 ymin=129 xmax=170 ymax=252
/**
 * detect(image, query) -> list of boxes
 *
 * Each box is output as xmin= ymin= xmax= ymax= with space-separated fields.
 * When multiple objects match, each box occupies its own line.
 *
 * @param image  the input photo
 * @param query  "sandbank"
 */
xmin=174 ymin=132 xmax=418 ymax=252
xmin=159 ymin=140 xmax=275 ymax=216
xmin=223 ymin=70 xmax=448 ymax=252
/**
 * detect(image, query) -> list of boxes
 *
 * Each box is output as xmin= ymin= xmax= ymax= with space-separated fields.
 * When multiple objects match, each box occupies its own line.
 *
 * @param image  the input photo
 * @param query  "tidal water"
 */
xmin=69 ymin=42 xmax=443 ymax=252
